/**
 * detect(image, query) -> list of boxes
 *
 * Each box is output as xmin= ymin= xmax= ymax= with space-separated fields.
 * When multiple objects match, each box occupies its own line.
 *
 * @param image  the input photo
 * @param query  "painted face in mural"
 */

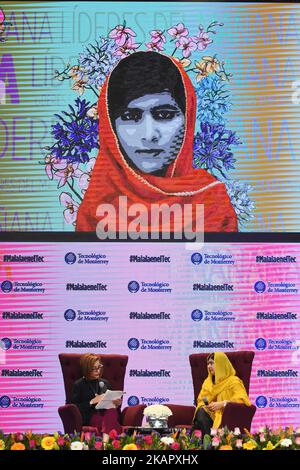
xmin=108 ymin=51 xmax=186 ymax=176
xmin=114 ymin=92 xmax=185 ymax=174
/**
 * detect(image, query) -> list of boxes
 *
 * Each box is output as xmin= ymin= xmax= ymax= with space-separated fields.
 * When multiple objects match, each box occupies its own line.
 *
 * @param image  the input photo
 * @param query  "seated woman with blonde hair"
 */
xmin=193 ymin=352 xmax=251 ymax=435
xmin=71 ymin=353 xmax=122 ymax=442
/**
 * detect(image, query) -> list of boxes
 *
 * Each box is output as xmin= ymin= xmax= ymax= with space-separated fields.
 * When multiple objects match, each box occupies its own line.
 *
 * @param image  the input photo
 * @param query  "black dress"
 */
xmin=71 ymin=377 xmax=111 ymax=425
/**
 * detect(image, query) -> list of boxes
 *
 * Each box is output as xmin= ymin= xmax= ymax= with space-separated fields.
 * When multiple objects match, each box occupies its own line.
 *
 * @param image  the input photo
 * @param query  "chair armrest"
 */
xmin=221 ymin=402 xmax=256 ymax=432
xmin=166 ymin=404 xmax=196 ymax=428
xmin=58 ymin=404 xmax=83 ymax=434
xmin=121 ymin=404 xmax=146 ymax=427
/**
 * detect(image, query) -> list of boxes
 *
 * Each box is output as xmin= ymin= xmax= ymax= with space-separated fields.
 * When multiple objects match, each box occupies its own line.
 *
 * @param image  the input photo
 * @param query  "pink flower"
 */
xmin=84 ymin=432 xmax=92 ymax=441
xmin=167 ymin=23 xmax=189 ymax=39
xmin=143 ymin=435 xmax=153 ymax=445
xmin=57 ymin=437 xmax=65 ymax=446
xmin=295 ymin=437 xmax=300 ymax=445
xmin=16 ymin=433 xmax=24 ymax=441
xmin=29 ymin=440 xmax=36 ymax=449
xmin=175 ymin=36 xmax=197 ymax=58
xmin=114 ymin=37 xmax=140 ymax=58
xmin=150 ymin=30 xmax=166 ymax=44
xmin=259 ymin=433 xmax=266 ymax=443
xmin=235 ymin=439 xmax=243 ymax=449
xmin=171 ymin=442 xmax=180 ymax=450
xmin=54 ymin=162 xmax=82 ymax=189
xmin=94 ymin=441 xmax=102 ymax=450
xmin=192 ymin=30 xmax=212 ymax=50
xmin=112 ymin=440 xmax=120 ymax=449
xmin=59 ymin=192 xmax=79 ymax=225
xmin=109 ymin=429 xmax=118 ymax=439
xmin=193 ymin=430 xmax=202 ymax=439
xmin=218 ymin=428 xmax=225 ymax=437
xmin=79 ymin=158 xmax=96 ymax=193
xmin=109 ymin=24 xmax=136 ymax=46
xmin=44 ymin=155 xmax=67 ymax=180
xmin=145 ymin=41 xmax=164 ymax=52
xmin=212 ymin=436 xmax=221 ymax=447
xmin=210 ymin=428 xmax=217 ymax=436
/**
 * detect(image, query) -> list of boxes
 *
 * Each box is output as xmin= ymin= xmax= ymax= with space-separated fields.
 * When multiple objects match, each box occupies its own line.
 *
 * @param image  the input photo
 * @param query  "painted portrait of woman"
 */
xmin=76 ymin=51 xmax=238 ymax=234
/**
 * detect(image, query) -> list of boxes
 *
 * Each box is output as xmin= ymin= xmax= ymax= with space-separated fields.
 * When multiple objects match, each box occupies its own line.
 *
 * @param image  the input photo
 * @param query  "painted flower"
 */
xmin=44 ymin=155 xmax=67 ymax=180
xmin=0 ymin=440 xmax=5 ymax=450
xmin=109 ymin=24 xmax=136 ymax=46
xmin=123 ymin=443 xmax=138 ymax=450
xmin=263 ymin=441 xmax=275 ymax=450
xmin=54 ymin=162 xmax=82 ymax=189
xmin=167 ymin=23 xmax=189 ymax=39
xmin=145 ymin=41 xmax=164 ymax=52
xmin=219 ymin=445 xmax=233 ymax=450
xmin=195 ymin=56 xmax=220 ymax=82
xmin=243 ymin=440 xmax=257 ymax=450
xmin=11 ymin=442 xmax=26 ymax=450
xmin=192 ymin=29 xmax=212 ymax=50
xmin=72 ymin=78 xmax=88 ymax=96
xmin=115 ymin=37 xmax=140 ymax=58
xmin=59 ymin=192 xmax=79 ymax=225
xmin=280 ymin=438 xmax=293 ymax=448
xmin=70 ymin=441 xmax=84 ymax=450
xmin=87 ymin=105 xmax=98 ymax=119
xmin=175 ymin=36 xmax=197 ymax=58
xmin=41 ymin=436 xmax=56 ymax=450
xmin=150 ymin=30 xmax=166 ymax=44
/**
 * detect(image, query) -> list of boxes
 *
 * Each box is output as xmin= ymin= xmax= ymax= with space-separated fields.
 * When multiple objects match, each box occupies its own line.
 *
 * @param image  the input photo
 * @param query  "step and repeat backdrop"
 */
xmin=0 ymin=242 xmax=299 ymax=433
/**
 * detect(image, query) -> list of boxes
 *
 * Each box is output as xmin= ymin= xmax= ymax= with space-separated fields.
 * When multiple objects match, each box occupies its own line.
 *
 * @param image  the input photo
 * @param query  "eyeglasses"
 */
xmin=91 ymin=365 xmax=103 ymax=371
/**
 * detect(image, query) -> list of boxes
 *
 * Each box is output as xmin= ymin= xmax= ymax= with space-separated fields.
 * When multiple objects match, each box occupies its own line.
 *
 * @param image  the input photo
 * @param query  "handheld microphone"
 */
xmin=99 ymin=381 xmax=104 ymax=391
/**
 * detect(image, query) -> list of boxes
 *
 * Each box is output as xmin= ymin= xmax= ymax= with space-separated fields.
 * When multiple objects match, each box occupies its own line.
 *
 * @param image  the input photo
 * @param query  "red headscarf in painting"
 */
xmin=76 ymin=51 xmax=237 ymax=233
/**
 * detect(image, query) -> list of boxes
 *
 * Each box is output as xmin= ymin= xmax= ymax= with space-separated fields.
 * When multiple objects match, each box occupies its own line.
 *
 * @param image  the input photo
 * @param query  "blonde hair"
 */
xmin=80 ymin=353 xmax=101 ymax=378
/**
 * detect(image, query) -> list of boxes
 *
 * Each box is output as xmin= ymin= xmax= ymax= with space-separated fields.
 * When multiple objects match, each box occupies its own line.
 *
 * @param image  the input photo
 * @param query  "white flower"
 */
xmin=160 ymin=437 xmax=174 ymax=446
xmin=143 ymin=405 xmax=172 ymax=418
xmin=258 ymin=426 xmax=266 ymax=433
xmin=234 ymin=427 xmax=241 ymax=436
xmin=210 ymin=428 xmax=217 ymax=436
xmin=71 ymin=441 xmax=84 ymax=450
xmin=280 ymin=438 xmax=292 ymax=448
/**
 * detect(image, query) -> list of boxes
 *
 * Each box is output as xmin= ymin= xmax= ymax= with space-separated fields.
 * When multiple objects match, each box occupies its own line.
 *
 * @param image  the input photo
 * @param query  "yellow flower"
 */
xmin=11 ymin=442 xmax=25 ymax=451
xmin=41 ymin=436 xmax=56 ymax=450
xmin=0 ymin=440 xmax=5 ymax=450
xmin=180 ymin=58 xmax=191 ymax=68
xmin=195 ymin=56 xmax=219 ymax=82
xmin=243 ymin=440 xmax=258 ymax=451
xmin=263 ymin=441 xmax=275 ymax=450
xmin=219 ymin=445 xmax=233 ymax=450
xmin=123 ymin=444 xmax=138 ymax=450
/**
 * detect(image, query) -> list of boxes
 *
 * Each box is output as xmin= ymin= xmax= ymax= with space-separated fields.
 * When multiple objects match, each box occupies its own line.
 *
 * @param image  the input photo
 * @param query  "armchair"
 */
xmin=58 ymin=353 xmax=145 ymax=434
xmin=167 ymin=351 xmax=256 ymax=432
xmin=190 ymin=351 xmax=256 ymax=431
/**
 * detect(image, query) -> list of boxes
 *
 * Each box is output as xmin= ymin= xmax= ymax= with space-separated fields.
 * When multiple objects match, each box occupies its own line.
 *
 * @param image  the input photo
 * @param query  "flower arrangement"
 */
xmin=143 ymin=405 xmax=173 ymax=419
xmin=43 ymin=20 xmax=255 ymax=229
xmin=0 ymin=427 xmax=300 ymax=450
